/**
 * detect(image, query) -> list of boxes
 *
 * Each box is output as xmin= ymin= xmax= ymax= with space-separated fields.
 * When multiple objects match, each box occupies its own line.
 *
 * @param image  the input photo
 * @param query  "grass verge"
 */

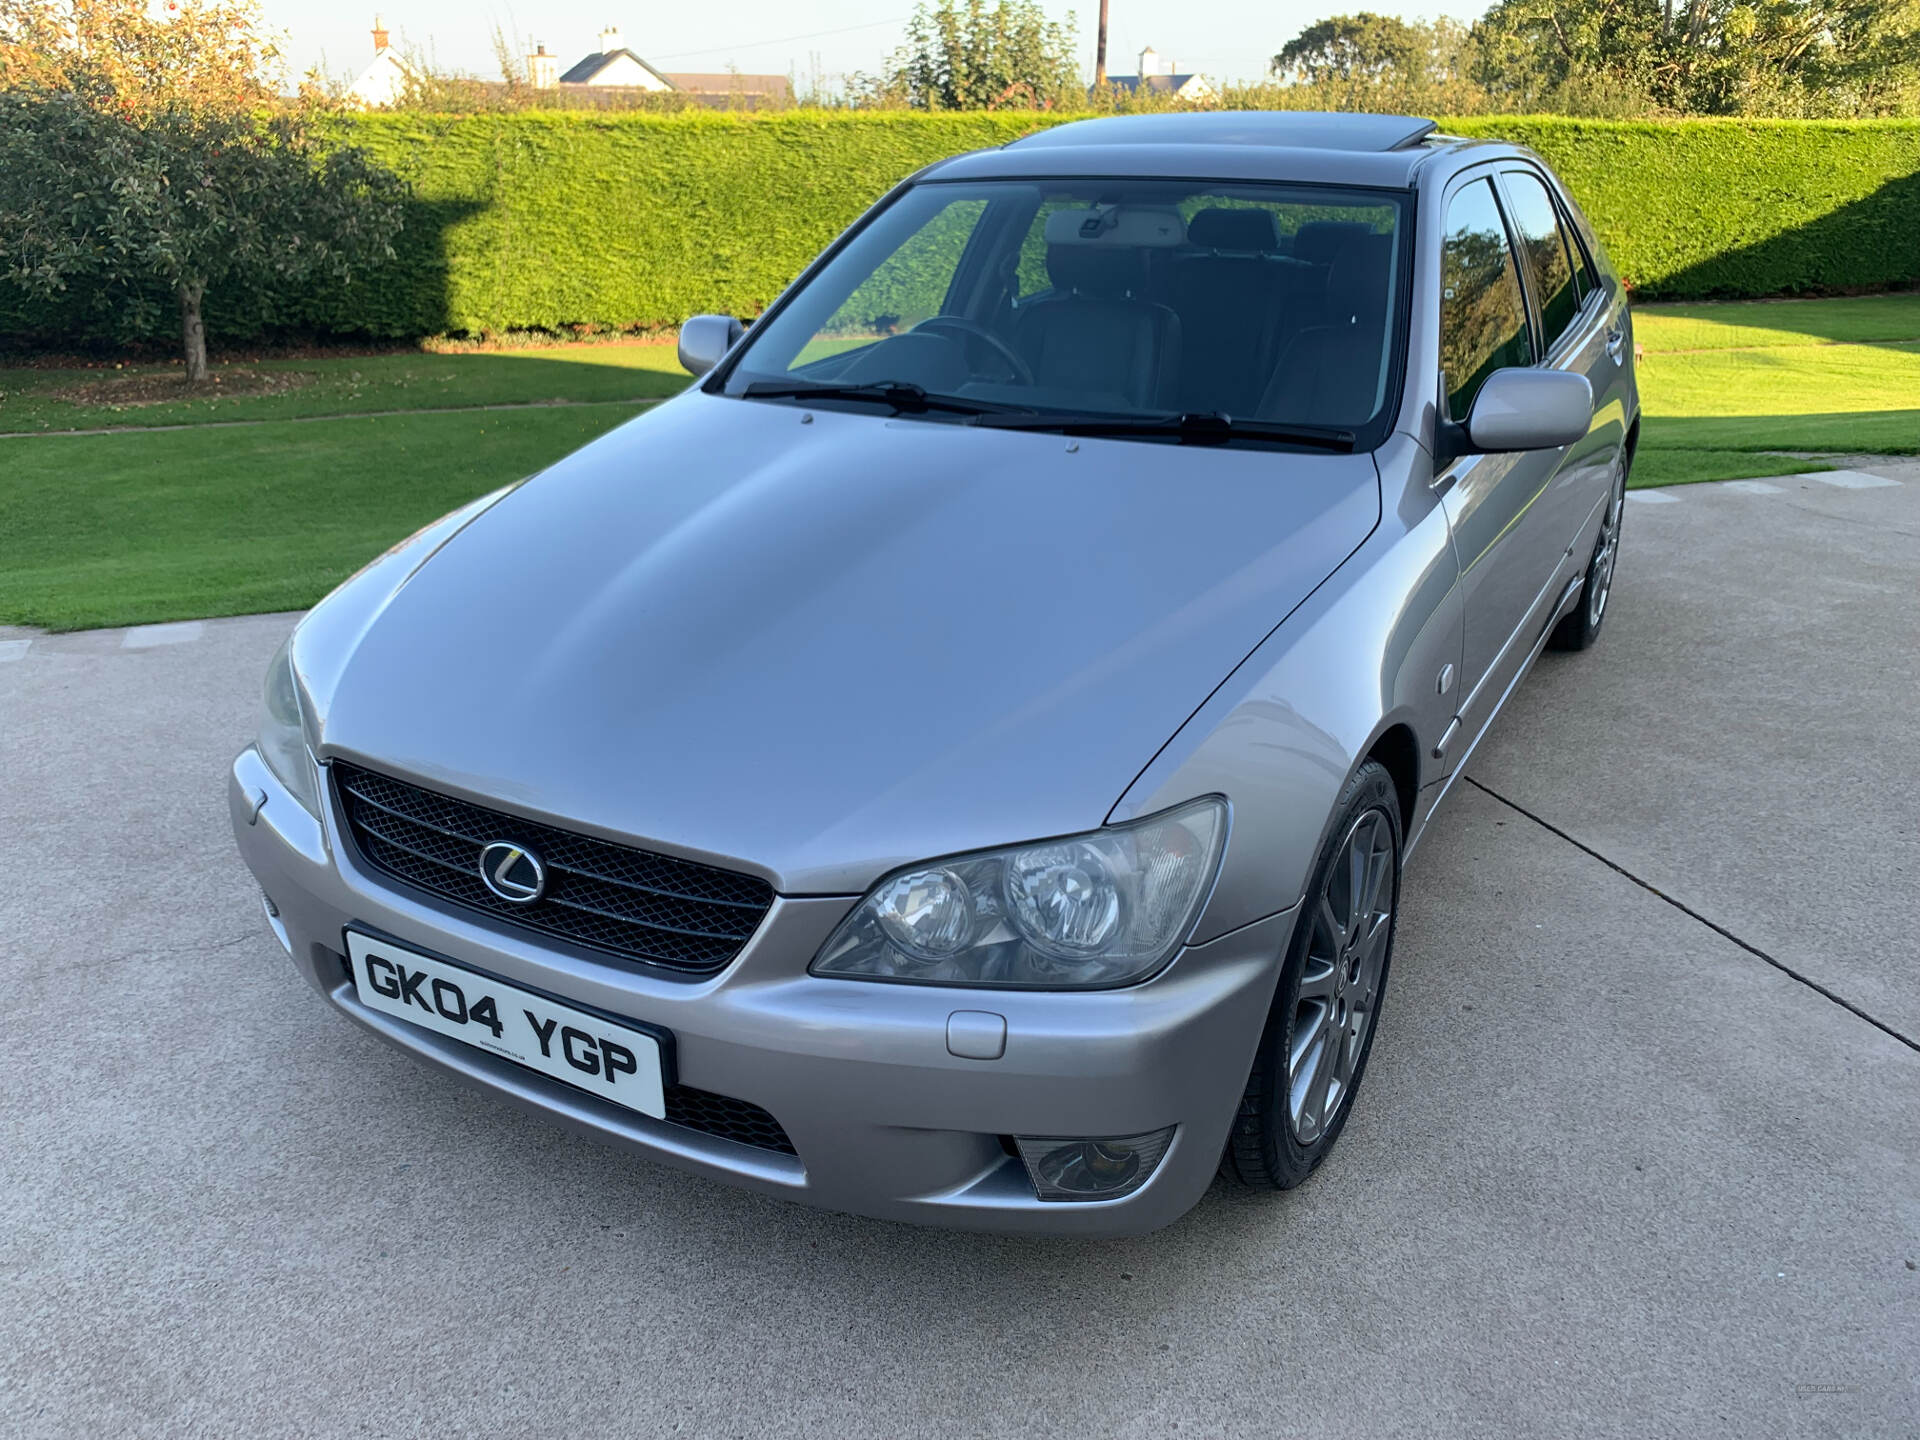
xmin=0 ymin=345 xmax=688 ymax=434
xmin=1629 ymin=448 xmax=1831 ymax=489
xmin=0 ymin=405 xmax=642 ymax=630
xmin=1633 ymin=294 xmax=1919 ymax=483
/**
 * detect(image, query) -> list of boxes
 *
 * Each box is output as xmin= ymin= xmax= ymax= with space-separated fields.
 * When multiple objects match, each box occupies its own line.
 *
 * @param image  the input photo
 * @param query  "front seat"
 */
xmin=1014 ymin=229 xmax=1182 ymax=410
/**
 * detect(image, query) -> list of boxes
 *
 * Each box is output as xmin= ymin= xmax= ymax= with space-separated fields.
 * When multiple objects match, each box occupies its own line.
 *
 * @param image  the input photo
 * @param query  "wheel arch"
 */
xmin=1361 ymin=722 xmax=1420 ymax=838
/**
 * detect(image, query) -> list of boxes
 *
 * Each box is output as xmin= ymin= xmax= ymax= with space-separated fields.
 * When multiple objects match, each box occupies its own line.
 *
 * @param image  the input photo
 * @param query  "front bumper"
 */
xmin=230 ymin=748 xmax=1292 ymax=1237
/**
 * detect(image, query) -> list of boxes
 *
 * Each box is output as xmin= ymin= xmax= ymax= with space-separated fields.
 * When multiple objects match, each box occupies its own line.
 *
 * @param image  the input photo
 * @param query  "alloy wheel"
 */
xmin=1588 ymin=472 xmax=1626 ymax=628
xmin=1288 ymin=807 xmax=1396 ymax=1145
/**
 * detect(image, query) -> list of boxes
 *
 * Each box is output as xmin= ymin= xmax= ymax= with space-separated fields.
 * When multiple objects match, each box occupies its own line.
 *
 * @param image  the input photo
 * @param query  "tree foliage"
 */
xmin=0 ymin=0 xmax=407 ymax=376
xmin=1471 ymin=0 xmax=1920 ymax=115
xmin=1269 ymin=13 xmax=1489 ymax=112
xmin=861 ymin=0 xmax=1080 ymax=110
xmin=1268 ymin=1 xmax=1920 ymax=118
xmin=1277 ymin=13 xmax=1436 ymax=85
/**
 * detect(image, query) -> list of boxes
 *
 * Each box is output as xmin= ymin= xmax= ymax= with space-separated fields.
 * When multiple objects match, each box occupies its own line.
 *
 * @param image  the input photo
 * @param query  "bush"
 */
xmin=4 ymin=111 xmax=1917 ymax=346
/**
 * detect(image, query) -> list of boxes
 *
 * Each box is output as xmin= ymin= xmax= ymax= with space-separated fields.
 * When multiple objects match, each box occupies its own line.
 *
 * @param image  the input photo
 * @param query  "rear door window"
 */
xmin=1502 ymin=171 xmax=1583 ymax=350
xmin=1440 ymin=178 xmax=1532 ymax=422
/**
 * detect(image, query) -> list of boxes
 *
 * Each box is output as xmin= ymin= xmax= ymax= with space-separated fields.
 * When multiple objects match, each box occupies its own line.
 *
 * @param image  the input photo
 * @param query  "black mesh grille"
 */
xmin=663 ymin=1085 xmax=797 ymax=1155
xmin=333 ymin=762 xmax=774 ymax=975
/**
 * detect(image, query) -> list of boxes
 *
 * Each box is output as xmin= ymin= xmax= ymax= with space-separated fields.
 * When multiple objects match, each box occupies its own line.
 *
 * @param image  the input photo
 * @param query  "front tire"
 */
xmin=1222 ymin=761 xmax=1402 ymax=1190
xmin=1550 ymin=459 xmax=1626 ymax=653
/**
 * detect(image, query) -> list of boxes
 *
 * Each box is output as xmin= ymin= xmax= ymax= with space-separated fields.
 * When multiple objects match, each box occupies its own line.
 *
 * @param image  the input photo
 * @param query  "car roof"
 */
xmin=1012 ymin=112 xmax=1439 ymax=152
xmin=921 ymin=112 xmax=1515 ymax=190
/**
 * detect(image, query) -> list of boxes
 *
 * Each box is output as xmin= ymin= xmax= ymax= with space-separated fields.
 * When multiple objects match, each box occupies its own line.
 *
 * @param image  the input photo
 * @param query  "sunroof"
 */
xmin=1010 ymin=113 xmax=1439 ymax=153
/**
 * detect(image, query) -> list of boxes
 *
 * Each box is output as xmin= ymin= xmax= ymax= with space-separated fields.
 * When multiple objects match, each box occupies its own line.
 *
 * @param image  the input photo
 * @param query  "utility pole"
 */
xmin=1095 ymin=0 xmax=1109 ymax=87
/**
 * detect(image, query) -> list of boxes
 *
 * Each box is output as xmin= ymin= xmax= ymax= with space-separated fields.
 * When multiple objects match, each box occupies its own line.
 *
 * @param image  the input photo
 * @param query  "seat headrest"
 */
xmin=1188 ymin=208 xmax=1279 ymax=254
xmin=1325 ymin=233 xmax=1395 ymax=325
xmin=1292 ymin=220 xmax=1374 ymax=265
xmin=1047 ymin=242 xmax=1150 ymax=298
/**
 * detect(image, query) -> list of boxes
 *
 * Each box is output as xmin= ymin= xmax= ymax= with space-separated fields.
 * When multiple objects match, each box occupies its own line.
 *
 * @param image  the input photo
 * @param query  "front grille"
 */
xmin=333 ymin=762 xmax=774 ymax=975
xmin=664 ymin=1085 xmax=797 ymax=1155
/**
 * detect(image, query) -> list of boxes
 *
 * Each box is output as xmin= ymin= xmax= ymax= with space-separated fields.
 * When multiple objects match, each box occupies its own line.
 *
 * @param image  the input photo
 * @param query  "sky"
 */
xmin=272 ymin=1 xmax=1465 ymax=95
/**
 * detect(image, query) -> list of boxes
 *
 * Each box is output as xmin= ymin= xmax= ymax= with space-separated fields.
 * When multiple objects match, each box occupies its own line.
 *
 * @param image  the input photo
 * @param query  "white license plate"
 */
xmin=345 ymin=931 xmax=667 ymax=1119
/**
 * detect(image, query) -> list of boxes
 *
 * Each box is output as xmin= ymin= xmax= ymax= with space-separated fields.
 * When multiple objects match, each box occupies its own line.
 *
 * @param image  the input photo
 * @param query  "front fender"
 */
xmin=1111 ymin=444 xmax=1462 ymax=945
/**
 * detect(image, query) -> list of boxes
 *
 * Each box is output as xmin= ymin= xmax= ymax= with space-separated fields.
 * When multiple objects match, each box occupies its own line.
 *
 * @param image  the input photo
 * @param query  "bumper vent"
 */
xmin=665 ymin=1085 xmax=797 ymax=1155
xmin=332 ymin=762 xmax=773 ymax=976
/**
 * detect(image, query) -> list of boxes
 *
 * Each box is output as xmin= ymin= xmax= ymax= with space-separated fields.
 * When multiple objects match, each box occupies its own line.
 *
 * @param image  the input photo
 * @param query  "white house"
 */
xmin=347 ymin=17 xmax=416 ymax=107
xmin=345 ymin=17 xmax=791 ymax=110
xmin=553 ymin=26 xmax=675 ymax=90
xmin=1104 ymin=46 xmax=1217 ymax=104
xmin=530 ymin=25 xmax=792 ymax=105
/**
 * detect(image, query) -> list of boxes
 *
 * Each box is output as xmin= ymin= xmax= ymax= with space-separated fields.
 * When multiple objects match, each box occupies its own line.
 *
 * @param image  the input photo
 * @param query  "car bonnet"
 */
xmin=311 ymin=390 xmax=1380 ymax=894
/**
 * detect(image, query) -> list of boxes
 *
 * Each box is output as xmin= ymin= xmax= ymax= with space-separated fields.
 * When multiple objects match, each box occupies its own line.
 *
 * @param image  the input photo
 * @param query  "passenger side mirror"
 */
xmin=1460 ymin=368 xmax=1593 ymax=455
xmin=678 ymin=314 xmax=745 ymax=377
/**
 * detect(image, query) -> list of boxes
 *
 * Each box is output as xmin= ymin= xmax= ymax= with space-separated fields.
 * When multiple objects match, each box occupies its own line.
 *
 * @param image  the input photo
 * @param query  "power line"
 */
xmin=648 ymin=17 xmax=911 ymax=62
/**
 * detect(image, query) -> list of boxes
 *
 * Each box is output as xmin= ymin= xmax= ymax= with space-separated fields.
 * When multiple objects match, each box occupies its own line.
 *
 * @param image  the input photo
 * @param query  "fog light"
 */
xmin=1014 ymin=1127 xmax=1175 ymax=1201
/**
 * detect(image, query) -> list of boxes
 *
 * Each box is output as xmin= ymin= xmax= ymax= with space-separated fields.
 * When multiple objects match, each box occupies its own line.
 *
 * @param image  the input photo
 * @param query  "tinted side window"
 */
xmin=1440 ymin=179 xmax=1532 ymax=422
xmin=1503 ymin=171 xmax=1581 ymax=348
xmin=1557 ymin=188 xmax=1603 ymax=296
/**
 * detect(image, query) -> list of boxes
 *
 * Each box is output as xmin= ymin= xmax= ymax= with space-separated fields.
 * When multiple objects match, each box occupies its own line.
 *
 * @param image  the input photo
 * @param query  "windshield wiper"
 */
xmin=968 ymin=409 xmax=1356 ymax=451
xmin=740 ymin=380 xmax=1013 ymax=417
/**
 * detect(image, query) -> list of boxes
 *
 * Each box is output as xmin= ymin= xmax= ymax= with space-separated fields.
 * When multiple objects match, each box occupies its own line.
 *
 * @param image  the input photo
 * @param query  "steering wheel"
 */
xmin=911 ymin=316 xmax=1035 ymax=387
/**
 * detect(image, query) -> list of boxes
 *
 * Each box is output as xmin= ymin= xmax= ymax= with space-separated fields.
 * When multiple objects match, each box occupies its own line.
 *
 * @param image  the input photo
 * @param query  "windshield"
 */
xmin=721 ymin=178 xmax=1408 ymax=444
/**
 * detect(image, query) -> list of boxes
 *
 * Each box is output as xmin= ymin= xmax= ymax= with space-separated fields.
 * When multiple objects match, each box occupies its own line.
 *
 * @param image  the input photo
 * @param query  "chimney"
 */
xmin=527 ymin=42 xmax=557 ymax=88
xmin=1138 ymin=45 xmax=1159 ymax=77
xmin=371 ymin=14 xmax=390 ymax=54
xmin=598 ymin=25 xmax=624 ymax=54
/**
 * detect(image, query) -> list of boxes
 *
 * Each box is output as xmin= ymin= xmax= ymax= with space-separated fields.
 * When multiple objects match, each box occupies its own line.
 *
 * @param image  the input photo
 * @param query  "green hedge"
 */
xmin=4 ymin=111 xmax=1918 ymax=346
xmin=1445 ymin=117 xmax=1920 ymax=299
xmin=302 ymin=112 xmax=1049 ymax=339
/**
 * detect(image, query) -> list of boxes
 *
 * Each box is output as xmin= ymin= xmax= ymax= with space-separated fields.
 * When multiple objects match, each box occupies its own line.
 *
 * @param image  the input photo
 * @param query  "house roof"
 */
xmin=1105 ymin=73 xmax=1209 ymax=94
xmin=665 ymin=72 xmax=792 ymax=99
xmin=556 ymin=47 xmax=674 ymax=87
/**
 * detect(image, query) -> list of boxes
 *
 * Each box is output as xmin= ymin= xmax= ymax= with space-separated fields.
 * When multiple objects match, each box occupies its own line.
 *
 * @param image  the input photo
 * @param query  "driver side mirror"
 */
xmin=1437 ymin=368 xmax=1593 ymax=468
xmin=678 ymin=314 xmax=745 ymax=378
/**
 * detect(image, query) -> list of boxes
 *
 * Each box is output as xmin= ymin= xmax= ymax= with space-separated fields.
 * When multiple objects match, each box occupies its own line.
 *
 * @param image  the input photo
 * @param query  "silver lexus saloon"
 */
xmin=231 ymin=112 xmax=1637 ymax=1236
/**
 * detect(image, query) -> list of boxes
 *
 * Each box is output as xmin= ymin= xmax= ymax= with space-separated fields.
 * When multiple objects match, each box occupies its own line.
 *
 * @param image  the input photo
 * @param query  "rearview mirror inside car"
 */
xmin=678 ymin=314 xmax=745 ymax=378
xmin=1462 ymin=368 xmax=1593 ymax=454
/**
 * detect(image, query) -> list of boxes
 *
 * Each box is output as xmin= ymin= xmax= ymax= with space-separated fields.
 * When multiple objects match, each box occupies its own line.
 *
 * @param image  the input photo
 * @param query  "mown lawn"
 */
xmin=0 ymin=343 xmax=688 ymax=433
xmin=3 ymin=294 xmax=1915 ymax=630
xmin=1633 ymin=291 xmax=1920 ymax=483
xmin=0 ymin=405 xmax=642 ymax=630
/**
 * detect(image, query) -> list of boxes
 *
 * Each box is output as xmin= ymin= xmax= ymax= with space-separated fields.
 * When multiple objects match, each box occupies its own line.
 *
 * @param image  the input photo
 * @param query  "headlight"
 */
xmin=810 ymin=798 xmax=1226 ymax=989
xmin=257 ymin=636 xmax=320 ymax=816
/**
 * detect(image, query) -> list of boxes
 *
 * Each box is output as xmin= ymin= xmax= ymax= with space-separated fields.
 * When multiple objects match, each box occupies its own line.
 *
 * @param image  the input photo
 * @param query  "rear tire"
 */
xmin=1550 ymin=459 xmax=1626 ymax=653
xmin=1222 ymin=761 xmax=1402 ymax=1191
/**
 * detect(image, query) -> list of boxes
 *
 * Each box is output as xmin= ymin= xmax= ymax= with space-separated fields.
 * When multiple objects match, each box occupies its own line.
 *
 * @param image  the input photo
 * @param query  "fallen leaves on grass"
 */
xmin=44 ymin=367 xmax=315 ymax=409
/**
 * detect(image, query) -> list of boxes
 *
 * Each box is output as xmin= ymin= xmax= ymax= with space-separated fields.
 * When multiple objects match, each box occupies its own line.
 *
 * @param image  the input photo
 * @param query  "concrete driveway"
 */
xmin=2 ymin=468 xmax=1915 ymax=1438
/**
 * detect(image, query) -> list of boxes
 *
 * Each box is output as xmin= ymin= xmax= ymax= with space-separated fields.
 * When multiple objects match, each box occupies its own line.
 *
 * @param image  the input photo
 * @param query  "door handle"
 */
xmin=1605 ymin=327 xmax=1626 ymax=361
